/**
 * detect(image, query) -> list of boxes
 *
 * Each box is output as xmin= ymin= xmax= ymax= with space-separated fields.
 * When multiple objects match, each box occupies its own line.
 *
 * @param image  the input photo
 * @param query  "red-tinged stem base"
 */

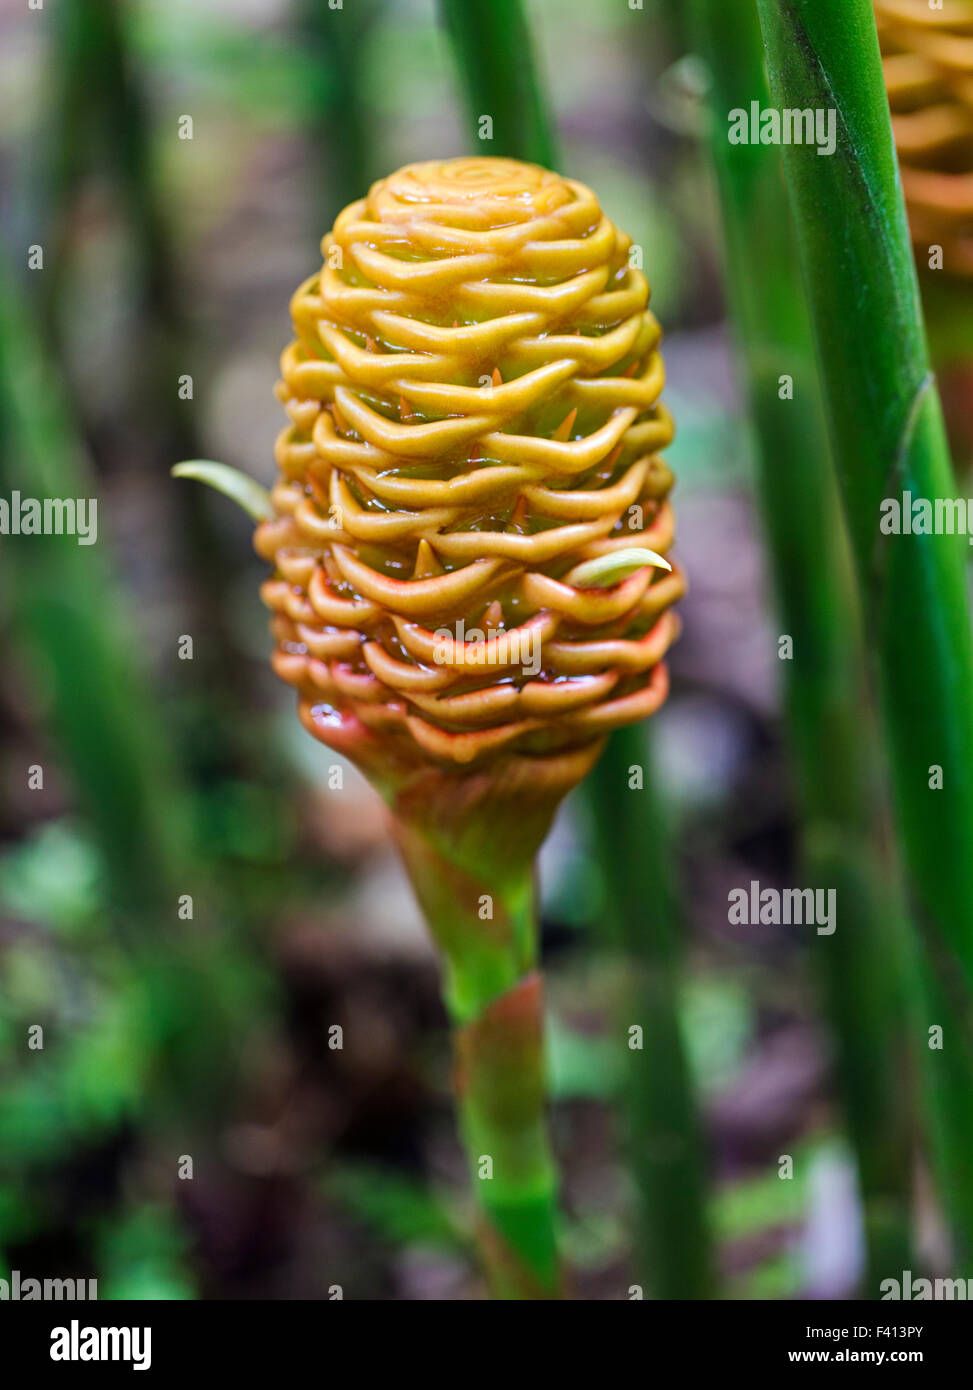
xmin=392 ymin=783 xmax=572 ymax=1300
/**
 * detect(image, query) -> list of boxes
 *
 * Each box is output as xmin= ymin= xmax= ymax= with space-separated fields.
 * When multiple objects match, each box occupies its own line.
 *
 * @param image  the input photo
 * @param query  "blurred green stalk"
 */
xmin=692 ymin=0 xmax=916 ymax=1287
xmin=42 ymin=0 xmax=243 ymax=701
xmin=438 ymin=0 xmax=557 ymax=169
xmin=439 ymin=0 xmax=712 ymax=1297
xmin=44 ymin=0 xmax=188 ymax=446
xmin=756 ymin=0 xmax=973 ymax=1269
xmin=0 ymin=267 xmax=186 ymax=912
xmin=302 ymin=0 xmax=383 ymax=219
xmin=0 ymin=258 xmax=247 ymax=1108
xmin=584 ymin=727 xmax=713 ymax=1298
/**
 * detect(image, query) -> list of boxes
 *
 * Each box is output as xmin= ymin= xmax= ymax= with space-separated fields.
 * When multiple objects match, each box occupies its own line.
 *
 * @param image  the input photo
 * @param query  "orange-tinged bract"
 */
xmin=255 ymin=158 xmax=683 ymax=802
xmin=875 ymin=0 xmax=973 ymax=276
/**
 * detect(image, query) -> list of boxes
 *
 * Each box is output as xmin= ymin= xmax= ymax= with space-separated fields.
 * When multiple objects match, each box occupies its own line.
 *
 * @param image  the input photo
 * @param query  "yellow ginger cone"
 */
xmin=875 ymin=0 xmax=973 ymax=276
xmin=254 ymin=157 xmax=684 ymax=1297
xmin=256 ymin=158 xmax=683 ymax=831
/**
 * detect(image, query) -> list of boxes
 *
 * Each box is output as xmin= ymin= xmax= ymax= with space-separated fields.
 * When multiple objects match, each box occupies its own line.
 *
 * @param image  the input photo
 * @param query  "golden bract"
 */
xmin=875 ymin=0 xmax=973 ymax=276
xmin=255 ymin=157 xmax=683 ymax=784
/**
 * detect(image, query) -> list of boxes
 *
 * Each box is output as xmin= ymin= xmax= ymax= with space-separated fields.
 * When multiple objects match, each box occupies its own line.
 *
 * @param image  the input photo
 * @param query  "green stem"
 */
xmin=755 ymin=0 xmax=973 ymax=1269
xmin=394 ymin=820 xmax=561 ymax=1299
xmin=0 ymin=264 xmax=185 ymax=907
xmin=41 ymin=0 xmax=246 ymax=711
xmin=438 ymin=0 xmax=558 ymax=169
xmin=585 ymin=726 xmax=713 ymax=1298
xmin=44 ymin=0 xmax=187 ymax=441
xmin=441 ymin=0 xmax=711 ymax=1298
xmin=692 ymin=0 xmax=916 ymax=1286
xmin=302 ymin=0 xmax=383 ymax=219
xmin=0 ymin=256 xmax=253 ymax=1113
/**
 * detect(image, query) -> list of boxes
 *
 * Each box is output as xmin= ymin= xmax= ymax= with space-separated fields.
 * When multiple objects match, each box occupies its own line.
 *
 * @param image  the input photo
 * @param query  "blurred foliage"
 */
xmin=324 ymin=1162 xmax=466 ymax=1253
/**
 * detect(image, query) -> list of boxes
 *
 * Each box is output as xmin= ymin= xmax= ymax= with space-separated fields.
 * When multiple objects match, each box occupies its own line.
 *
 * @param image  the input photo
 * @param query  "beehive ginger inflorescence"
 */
xmin=255 ymin=158 xmax=684 ymax=798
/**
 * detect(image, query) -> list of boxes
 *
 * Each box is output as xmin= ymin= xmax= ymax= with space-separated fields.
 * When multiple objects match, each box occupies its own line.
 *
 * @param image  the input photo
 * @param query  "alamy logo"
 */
xmin=728 ymin=880 xmax=836 ymax=935
xmin=432 ymin=618 xmax=542 ymax=675
xmin=0 ymin=1269 xmax=97 ymax=1300
xmin=881 ymin=1270 xmax=972 ymax=1300
xmin=728 ymin=101 xmax=837 ymax=156
xmin=880 ymin=491 xmax=973 ymax=542
xmin=0 ymin=491 xmax=98 ymax=545
xmin=50 ymin=1320 xmax=151 ymax=1371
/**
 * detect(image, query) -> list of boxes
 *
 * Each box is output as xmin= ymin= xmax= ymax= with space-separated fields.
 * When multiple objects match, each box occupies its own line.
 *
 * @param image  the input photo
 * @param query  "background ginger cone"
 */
xmin=254 ymin=156 xmax=683 ymax=1297
xmin=875 ymin=0 xmax=973 ymax=464
xmin=875 ymin=0 xmax=973 ymax=277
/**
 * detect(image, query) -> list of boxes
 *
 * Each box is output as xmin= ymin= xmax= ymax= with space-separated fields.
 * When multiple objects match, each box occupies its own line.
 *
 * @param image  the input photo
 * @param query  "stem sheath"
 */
xmin=755 ymin=0 xmax=973 ymax=1266
xmin=692 ymin=0 xmax=916 ymax=1287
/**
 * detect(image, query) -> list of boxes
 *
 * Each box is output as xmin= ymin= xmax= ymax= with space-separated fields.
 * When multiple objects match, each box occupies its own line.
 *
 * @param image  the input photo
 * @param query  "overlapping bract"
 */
xmin=875 ymin=0 xmax=973 ymax=276
xmin=255 ymin=158 xmax=683 ymax=786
